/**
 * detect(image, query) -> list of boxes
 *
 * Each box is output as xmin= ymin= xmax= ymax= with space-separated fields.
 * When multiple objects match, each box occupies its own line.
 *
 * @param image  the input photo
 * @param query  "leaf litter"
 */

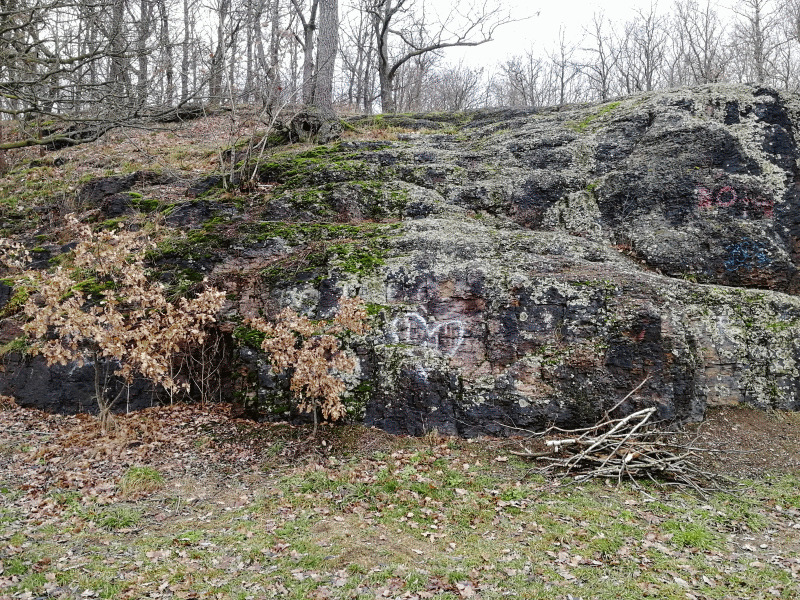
xmin=0 ymin=400 xmax=799 ymax=599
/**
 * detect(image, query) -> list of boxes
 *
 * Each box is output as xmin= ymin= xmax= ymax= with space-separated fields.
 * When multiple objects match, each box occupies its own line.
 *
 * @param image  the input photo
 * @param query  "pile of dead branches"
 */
xmin=513 ymin=380 xmax=718 ymax=492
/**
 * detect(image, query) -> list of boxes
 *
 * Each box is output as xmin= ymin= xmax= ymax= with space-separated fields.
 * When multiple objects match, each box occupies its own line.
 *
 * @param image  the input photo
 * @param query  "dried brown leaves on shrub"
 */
xmin=1 ymin=216 xmax=226 ymax=432
xmin=249 ymin=296 xmax=369 ymax=427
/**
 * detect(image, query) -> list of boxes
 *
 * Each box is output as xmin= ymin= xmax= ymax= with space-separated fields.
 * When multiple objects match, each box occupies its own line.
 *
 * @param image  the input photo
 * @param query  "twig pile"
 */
xmin=513 ymin=380 xmax=718 ymax=492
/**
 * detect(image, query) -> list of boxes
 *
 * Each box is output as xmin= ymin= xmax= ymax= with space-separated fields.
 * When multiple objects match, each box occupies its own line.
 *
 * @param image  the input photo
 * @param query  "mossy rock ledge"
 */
xmin=4 ymin=84 xmax=800 ymax=436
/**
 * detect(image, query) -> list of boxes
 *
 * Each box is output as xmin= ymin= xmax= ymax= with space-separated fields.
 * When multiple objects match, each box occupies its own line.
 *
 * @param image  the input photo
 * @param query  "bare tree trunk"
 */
xmin=367 ymin=0 xmax=513 ymax=113
xmin=266 ymin=0 xmax=283 ymax=109
xmin=158 ymin=0 xmax=174 ymax=105
xmin=371 ymin=0 xmax=395 ymax=112
xmin=228 ymin=25 xmax=238 ymax=100
xmin=209 ymin=0 xmax=230 ymax=101
xmin=0 ymin=122 xmax=7 ymax=174
xmin=109 ymin=0 xmax=127 ymax=106
xmin=362 ymin=44 xmax=374 ymax=112
xmin=315 ymin=0 xmax=338 ymax=114
xmin=291 ymin=0 xmax=320 ymax=104
xmin=181 ymin=0 xmax=191 ymax=101
xmin=245 ymin=0 xmax=255 ymax=101
xmin=733 ymin=0 xmax=781 ymax=85
xmin=137 ymin=0 xmax=151 ymax=107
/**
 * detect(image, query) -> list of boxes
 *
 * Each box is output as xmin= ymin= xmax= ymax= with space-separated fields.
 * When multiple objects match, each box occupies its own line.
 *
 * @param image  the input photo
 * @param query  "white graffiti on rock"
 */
xmin=388 ymin=312 xmax=465 ymax=357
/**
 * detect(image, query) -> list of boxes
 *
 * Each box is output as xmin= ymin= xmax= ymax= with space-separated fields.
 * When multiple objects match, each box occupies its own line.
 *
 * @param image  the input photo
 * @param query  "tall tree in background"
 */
xmin=340 ymin=3 xmax=376 ymax=111
xmin=495 ymin=52 xmax=549 ymax=107
xmin=365 ymin=0 xmax=515 ymax=112
xmin=731 ymin=0 xmax=780 ymax=84
xmin=673 ymin=0 xmax=729 ymax=84
xmin=290 ymin=0 xmax=319 ymax=104
xmin=290 ymin=0 xmax=337 ymax=111
xmin=619 ymin=4 xmax=668 ymax=92
xmin=208 ymin=0 xmax=231 ymax=101
xmin=7 ymin=0 xmax=800 ymax=152
xmin=136 ymin=0 xmax=152 ymax=106
xmin=430 ymin=60 xmax=484 ymax=111
xmin=314 ymin=0 xmax=338 ymax=113
xmin=581 ymin=12 xmax=619 ymax=101
xmin=549 ymin=27 xmax=579 ymax=106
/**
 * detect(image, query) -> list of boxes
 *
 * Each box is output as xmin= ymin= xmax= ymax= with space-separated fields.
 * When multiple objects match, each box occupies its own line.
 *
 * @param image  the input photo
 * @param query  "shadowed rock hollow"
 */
xmin=4 ymin=83 xmax=800 ymax=436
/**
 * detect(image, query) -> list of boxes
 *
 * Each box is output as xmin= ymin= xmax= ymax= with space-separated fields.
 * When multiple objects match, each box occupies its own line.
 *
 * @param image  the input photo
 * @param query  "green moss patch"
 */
xmin=128 ymin=193 xmax=160 ymax=212
xmin=258 ymin=147 xmax=377 ymax=190
xmin=247 ymin=221 xmax=398 ymax=246
xmin=0 ymin=280 xmax=32 ymax=318
xmin=232 ymin=325 xmax=267 ymax=349
xmin=568 ymin=101 xmax=622 ymax=133
xmin=255 ymin=222 xmax=397 ymax=286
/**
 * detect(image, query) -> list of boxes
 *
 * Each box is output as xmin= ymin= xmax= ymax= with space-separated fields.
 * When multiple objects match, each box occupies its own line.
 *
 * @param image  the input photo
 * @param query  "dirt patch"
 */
xmin=683 ymin=406 xmax=800 ymax=478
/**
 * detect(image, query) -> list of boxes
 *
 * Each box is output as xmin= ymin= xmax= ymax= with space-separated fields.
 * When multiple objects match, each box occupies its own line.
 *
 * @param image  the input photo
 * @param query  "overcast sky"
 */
xmin=448 ymin=0 xmax=671 ymax=66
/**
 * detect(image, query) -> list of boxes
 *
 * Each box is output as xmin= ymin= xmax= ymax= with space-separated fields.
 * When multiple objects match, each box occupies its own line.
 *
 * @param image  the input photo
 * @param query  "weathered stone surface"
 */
xmin=288 ymin=109 xmax=343 ymax=144
xmin=227 ymin=84 xmax=800 ymax=435
xmin=78 ymin=170 xmax=173 ymax=217
xmin=5 ymin=84 xmax=800 ymax=436
xmin=0 ymin=353 xmax=156 ymax=414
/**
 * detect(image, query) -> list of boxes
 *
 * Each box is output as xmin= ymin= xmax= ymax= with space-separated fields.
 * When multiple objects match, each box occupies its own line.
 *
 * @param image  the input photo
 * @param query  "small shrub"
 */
xmin=248 ymin=296 xmax=369 ymax=432
xmin=2 ymin=216 xmax=226 ymax=432
xmin=0 ymin=395 xmax=16 ymax=410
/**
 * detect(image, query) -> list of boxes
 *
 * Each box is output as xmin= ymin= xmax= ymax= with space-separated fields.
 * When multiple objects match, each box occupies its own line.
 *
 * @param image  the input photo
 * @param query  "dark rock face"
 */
xmin=78 ymin=171 xmax=173 ymax=217
xmin=230 ymin=84 xmax=800 ymax=436
xmin=0 ymin=354 xmax=156 ymax=414
xmin=5 ymin=84 xmax=800 ymax=436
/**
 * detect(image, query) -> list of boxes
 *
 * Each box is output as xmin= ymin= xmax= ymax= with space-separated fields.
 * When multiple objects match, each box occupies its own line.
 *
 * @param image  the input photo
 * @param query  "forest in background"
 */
xmin=2 ymin=0 xmax=800 ymax=148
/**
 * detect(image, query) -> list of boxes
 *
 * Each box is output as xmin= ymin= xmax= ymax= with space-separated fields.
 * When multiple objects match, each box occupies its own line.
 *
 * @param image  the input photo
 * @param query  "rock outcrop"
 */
xmin=3 ymin=84 xmax=800 ymax=436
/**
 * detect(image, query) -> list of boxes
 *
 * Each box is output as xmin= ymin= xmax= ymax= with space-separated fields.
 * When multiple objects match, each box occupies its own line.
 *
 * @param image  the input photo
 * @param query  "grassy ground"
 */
xmin=1 ymin=402 xmax=798 ymax=599
xmin=1 ymin=106 xmax=799 ymax=600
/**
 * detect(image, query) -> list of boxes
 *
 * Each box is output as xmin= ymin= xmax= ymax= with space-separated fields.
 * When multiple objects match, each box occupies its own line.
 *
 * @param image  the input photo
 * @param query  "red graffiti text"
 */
xmin=696 ymin=186 xmax=774 ymax=218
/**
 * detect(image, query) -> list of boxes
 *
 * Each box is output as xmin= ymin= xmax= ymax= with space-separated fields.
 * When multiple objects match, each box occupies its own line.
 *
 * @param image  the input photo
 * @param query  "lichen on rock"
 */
xmin=4 ymin=83 xmax=800 ymax=436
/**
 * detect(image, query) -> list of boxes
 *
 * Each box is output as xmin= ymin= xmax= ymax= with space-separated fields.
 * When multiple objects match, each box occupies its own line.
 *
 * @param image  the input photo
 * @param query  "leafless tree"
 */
xmin=287 ymin=0 xmax=337 ymax=112
xmin=339 ymin=3 xmax=377 ymax=112
xmin=314 ymin=0 xmax=337 ymax=114
xmin=364 ymin=0 xmax=518 ymax=113
xmin=135 ymin=0 xmax=152 ymax=105
xmin=619 ymin=4 xmax=668 ymax=92
xmin=673 ymin=0 xmax=729 ymax=84
xmin=549 ymin=26 xmax=581 ymax=106
xmin=155 ymin=0 xmax=175 ymax=105
xmin=580 ymin=12 xmax=620 ymax=101
xmin=730 ymin=0 xmax=782 ymax=84
xmin=7 ymin=0 xmax=800 ymax=155
xmin=772 ymin=1 xmax=800 ymax=89
xmin=393 ymin=50 xmax=438 ymax=111
xmin=424 ymin=60 xmax=484 ymax=112
xmin=289 ymin=0 xmax=319 ymax=104
xmin=495 ymin=51 xmax=550 ymax=107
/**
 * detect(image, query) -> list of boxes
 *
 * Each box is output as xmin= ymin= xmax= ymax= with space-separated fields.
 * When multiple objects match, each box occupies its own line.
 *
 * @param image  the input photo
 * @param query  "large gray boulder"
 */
xmin=4 ymin=84 xmax=800 ymax=436
xmin=232 ymin=84 xmax=800 ymax=435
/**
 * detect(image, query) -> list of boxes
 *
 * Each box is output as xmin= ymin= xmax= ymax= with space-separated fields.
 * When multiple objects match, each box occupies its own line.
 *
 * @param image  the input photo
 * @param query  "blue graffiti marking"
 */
xmin=724 ymin=239 xmax=771 ymax=272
